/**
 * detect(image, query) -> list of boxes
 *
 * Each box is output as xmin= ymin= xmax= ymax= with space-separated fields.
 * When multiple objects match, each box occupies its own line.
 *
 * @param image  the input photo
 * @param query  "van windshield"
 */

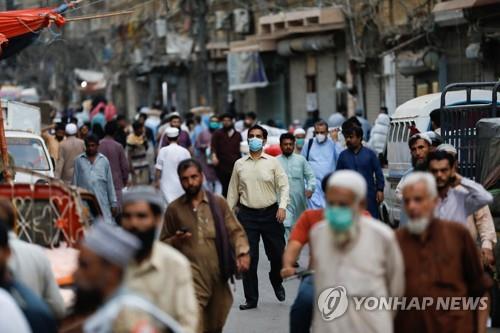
xmin=7 ymin=137 xmax=50 ymax=171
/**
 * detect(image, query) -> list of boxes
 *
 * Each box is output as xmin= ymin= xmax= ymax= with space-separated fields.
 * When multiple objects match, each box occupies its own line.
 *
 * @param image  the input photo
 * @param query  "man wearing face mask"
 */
xmin=277 ymin=133 xmax=316 ymax=240
xmin=227 ymin=125 xmax=290 ymax=310
xmin=301 ymin=120 xmax=343 ymax=209
xmin=310 ymin=170 xmax=404 ymax=332
xmin=395 ymin=172 xmax=492 ymax=333
xmin=121 ymin=186 xmax=198 ymax=333
xmin=293 ymin=128 xmax=306 ymax=154
xmin=211 ymin=113 xmax=243 ymax=197
xmin=195 ymin=115 xmax=222 ymax=193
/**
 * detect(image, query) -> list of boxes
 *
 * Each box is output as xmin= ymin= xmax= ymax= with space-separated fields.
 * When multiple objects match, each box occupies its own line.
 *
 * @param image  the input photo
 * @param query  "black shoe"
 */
xmin=273 ymin=284 xmax=286 ymax=302
xmin=239 ymin=302 xmax=257 ymax=310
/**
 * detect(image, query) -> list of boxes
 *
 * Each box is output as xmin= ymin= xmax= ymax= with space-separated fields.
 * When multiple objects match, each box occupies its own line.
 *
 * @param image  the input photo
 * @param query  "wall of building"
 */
xmin=289 ymin=55 xmax=307 ymax=123
xmin=364 ymin=70 xmax=382 ymax=123
xmin=317 ymin=52 xmax=337 ymax=119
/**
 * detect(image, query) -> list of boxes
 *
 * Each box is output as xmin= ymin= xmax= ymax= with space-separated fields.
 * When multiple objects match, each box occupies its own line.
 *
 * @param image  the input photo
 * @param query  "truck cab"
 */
xmin=6 ymin=130 xmax=55 ymax=183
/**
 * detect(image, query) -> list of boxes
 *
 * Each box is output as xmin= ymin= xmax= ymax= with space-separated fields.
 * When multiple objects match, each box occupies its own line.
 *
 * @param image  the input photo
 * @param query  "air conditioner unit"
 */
xmin=434 ymin=9 xmax=467 ymax=27
xmin=234 ymin=9 xmax=251 ymax=34
xmin=215 ymin=11 xmax=230 ymax=30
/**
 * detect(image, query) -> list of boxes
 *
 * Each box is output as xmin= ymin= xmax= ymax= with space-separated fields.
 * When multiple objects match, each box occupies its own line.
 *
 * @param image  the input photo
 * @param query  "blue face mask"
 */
xmin=209 ymin=122 xmax=220 ymax=130
xmin=248 ymin=138 xmax=264 ymax=152
xmin=325 ymin=206 xmax=353 ymax=232
xmin=296 ymin=138 xmax=305 ymax=147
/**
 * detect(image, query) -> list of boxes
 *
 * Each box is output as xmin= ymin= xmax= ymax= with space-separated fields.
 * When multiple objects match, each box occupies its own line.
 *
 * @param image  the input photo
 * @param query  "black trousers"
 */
xmin=216 ymin=169 xmax=232 ymax=197
xmin=237 ymin=204 xmax=285 ymax=305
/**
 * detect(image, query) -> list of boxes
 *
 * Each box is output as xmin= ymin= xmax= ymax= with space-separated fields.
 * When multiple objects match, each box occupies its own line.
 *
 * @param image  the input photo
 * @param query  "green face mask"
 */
xmin=325 ymin=206 xmax=353 ymax=232
xmin=209 ymin=122 xmax=220 ymax=130
xmin=296 ymin=138 xmax=305 ymax=147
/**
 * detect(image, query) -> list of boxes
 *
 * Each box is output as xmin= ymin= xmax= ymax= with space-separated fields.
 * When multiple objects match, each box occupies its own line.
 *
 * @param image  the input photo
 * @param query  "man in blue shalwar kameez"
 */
xmin=336 ymin=125 xmax=385 ymax=218
xmin=301 ymin=120 xmax=343 ymax=209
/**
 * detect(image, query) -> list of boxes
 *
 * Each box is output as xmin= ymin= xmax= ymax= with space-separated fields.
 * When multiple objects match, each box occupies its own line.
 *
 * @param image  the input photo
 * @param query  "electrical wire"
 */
xmin=64 ymin=0 xmax=108 ymax=14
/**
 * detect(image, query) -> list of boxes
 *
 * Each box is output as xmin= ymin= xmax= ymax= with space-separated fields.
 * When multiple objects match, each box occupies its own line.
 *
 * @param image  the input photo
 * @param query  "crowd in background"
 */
xmin=0 ymin=97 xmax=496 ymax=333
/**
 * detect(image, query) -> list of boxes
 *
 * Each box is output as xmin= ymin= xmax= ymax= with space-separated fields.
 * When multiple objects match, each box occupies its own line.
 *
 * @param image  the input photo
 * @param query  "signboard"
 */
xmin=227 ymin=52 xmax=269 ymax=91
xmin=6 ymin=101 xmax=41 ymax=135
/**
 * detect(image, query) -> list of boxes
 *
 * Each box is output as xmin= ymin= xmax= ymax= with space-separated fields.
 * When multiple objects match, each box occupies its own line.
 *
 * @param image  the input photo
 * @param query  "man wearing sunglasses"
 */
xmin=121 ymin=186 xmax=198 ymax=333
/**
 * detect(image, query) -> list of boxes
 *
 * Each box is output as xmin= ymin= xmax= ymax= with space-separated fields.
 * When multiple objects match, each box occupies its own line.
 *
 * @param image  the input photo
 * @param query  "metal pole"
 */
xmin=0 ymin=108 xmax=11 ymax=183
xmin=195 ymin=0 xmax=209 ymax=106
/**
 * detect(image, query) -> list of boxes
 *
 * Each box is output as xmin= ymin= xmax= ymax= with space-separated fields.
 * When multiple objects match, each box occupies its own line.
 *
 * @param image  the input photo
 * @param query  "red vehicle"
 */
xmin=0 ymin=173 xmax=101 ymax=303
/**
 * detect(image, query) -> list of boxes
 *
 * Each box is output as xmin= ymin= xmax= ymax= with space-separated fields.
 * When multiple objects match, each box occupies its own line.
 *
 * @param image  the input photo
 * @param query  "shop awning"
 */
xmin=0 ymin=6 xmax=66 ymax=59
xmin=433 ymin=0 xmax=499 ymax=12
xmin=74 ymin=69 xmax=107 ymax=91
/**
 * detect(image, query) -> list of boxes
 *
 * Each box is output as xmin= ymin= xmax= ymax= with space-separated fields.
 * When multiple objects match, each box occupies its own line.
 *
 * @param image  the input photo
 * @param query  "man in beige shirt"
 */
xmin=161 ymin=159 xmax=250 ymax=333
xmin=227 ymin=124 xmax=289 ymax=310
xmin=121 ymin=186 xmax=198 ymax=333
xmin=55 ymin=123 xmax=85 ymax=183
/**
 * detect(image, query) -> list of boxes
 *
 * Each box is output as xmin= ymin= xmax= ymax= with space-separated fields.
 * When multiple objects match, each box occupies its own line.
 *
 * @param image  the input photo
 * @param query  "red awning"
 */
xmin=0 ymin=8 xmax=65 ymax=41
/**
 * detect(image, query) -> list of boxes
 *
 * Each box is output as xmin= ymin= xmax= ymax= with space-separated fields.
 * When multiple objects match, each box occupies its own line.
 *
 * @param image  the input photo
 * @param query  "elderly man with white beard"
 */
xmin=395 ymin=172 xmax=492 ymax=333
xmin=310 ymin=170 xmax=404 ymax=333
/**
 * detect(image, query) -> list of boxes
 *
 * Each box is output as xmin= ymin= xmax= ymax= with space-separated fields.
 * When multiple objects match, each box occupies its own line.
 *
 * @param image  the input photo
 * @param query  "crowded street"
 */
xmin=1 ymin=0 xmax=500 ymax=333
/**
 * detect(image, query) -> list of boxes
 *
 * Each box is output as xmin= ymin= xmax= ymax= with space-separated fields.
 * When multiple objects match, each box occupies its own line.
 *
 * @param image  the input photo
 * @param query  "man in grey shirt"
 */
xmin=0 ymin=199 xmax=65 ymax=319
xmin=428 ymin=150 xmax=493 ymax=224
xmin=73 ymin=134 xmax=118 ymax=221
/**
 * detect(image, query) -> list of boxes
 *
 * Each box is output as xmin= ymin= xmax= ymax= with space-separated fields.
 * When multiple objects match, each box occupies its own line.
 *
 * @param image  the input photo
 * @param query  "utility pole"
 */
xmin=195 ymin=0 xmax=209 ymax=106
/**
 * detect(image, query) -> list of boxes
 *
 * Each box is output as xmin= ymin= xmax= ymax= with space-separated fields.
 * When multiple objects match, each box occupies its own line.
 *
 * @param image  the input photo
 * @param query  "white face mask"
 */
xmin=405 ymin=217 xmax=430 ymax=235
xmin=316 ymin=134 xmax=327 ymax=143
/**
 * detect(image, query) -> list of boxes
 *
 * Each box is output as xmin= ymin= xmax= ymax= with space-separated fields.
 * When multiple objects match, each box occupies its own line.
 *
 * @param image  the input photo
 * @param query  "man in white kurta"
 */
xmin=310 ymin=170 xmax=404 ymax=333
xmin=155 ymin=127 xmax=191 ymax=204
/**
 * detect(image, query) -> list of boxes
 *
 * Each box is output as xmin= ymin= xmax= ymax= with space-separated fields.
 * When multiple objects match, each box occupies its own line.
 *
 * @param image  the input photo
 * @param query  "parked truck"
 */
xmin=381 ymin=82 xmax=500 ymax=227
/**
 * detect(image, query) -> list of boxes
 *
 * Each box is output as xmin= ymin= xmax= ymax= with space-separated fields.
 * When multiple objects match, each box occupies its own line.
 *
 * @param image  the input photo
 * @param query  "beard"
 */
xmin=412 ymin=157 xmax=428 ymax=171
xmin=331 ymin=213 xmax=360 ymax=247
xmin=185 ymin=184 xmax=202 ymax=197
xmin=0 ymin=264 xmax=7 ymax=286
xmin=223 ymin=125 xmax=233 ymax=132
xmin=73 ymin=287 xmax=104 ymax=315
xmin=405 ymin=217 xmax=430 ymax=235
xmin=282 ymin=150 xmax=293 ymax=157
xmin=128 ymin=227 xmax=156 ymax=261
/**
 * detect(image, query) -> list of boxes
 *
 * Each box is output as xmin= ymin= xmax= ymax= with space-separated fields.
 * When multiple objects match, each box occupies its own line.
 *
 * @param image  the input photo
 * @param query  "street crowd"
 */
xmin=0 ymin=101 xmax=496 ymax=333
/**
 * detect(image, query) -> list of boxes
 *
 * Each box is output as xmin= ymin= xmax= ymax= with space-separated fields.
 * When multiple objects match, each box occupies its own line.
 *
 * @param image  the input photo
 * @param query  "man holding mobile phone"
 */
xmin=161 ymin=159 xmax=249 ymax=333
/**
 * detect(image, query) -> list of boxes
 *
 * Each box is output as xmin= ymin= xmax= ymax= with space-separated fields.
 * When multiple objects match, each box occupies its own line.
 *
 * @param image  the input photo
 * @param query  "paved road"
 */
xmin=223 ymin=242 xmax=500 ymax=333
xmin=224 ymin=243 xmax=308 ymax=333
